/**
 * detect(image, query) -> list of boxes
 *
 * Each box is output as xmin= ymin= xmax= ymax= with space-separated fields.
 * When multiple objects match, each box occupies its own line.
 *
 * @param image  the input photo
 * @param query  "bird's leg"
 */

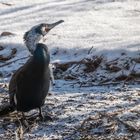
xmin=38 ymin=107 xmax=52 ymax=121
xmin=39 ymin=107 xmax=44 ymax=120
xmin=21 ymin=112 xmax=30 ymax=131
xmin=22 ymin=112 xmax=26 ymax=120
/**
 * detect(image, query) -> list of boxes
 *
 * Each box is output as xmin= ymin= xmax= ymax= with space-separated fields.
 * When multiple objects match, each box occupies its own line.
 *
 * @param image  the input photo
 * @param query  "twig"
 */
xmin=117 ymin=117 xmax=140 ymax=132
xmin=79 ymin=115 xmax=99 ymax=129
xmin=15 ymin=115 xmax=24 ymax=140
xmin=106 ymin=58 xmax=119 ymax=64
xmin=1 ymin=2 xmax=13 ymax=6
xmin=80 ymin=81 xmax=124 ymax=87
xmin=88 ymin=46 xmax=94 ymax=54
xmin=131 ymin=62 xmax=137 ymax=72
xmin=0 ymin=96 xmax=9 ymax=99
xmin=68 ymin=47 xmax=97 ymax=71
xmin=0 ymin=56 xmax=29 ymax=67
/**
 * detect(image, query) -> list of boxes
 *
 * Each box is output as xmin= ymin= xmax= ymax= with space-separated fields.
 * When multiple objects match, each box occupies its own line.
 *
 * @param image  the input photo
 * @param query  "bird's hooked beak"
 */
xmin=45 ymin=20 xmax=64 ymax=32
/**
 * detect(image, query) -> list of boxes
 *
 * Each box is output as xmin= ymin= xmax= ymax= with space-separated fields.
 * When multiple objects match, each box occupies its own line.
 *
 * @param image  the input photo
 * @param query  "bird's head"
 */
xmin=35 ymin=20 xmax=64 ymax=36
xmin=24 ymin=20 xmax=64 ymax=54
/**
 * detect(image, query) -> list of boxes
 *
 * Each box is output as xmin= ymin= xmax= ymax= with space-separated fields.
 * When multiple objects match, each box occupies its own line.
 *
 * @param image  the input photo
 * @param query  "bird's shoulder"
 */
xmin=9 ymin=57 xmax=33 ymax=93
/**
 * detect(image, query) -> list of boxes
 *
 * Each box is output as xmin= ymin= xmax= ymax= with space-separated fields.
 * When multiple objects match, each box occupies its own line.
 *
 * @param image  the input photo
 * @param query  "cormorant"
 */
xmin=0 ymin=20 xmax=64 ymax=118
xmin=0 ymin=43 xmax=50 ymax=119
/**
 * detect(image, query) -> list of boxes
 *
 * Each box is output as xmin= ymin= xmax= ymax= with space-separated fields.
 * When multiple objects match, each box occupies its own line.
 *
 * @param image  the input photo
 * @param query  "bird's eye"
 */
xmin=45 ymin=27 xmax=50 ymax=32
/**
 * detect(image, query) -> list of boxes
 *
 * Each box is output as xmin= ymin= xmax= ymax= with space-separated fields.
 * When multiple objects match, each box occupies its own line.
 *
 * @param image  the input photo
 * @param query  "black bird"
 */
xmin=0 ymin=20 xmax=64 ymax=117
xmin=24 ymin=20 xmax=64 ymax=54
xmin=0 ymin=43 xmax=50 ymax=119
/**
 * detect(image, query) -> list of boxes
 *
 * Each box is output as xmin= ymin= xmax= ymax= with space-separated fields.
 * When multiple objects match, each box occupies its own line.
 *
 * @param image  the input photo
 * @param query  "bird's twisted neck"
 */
xmin=24 ymin=30 xmax=42 ymax=54
xmin=33 ymin=45 xmax=50 ymax=66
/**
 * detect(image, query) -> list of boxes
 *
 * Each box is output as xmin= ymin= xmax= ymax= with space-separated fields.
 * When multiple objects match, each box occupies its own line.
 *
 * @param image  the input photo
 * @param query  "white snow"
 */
xmin=0 ymin=0 xmax=140 ymax=139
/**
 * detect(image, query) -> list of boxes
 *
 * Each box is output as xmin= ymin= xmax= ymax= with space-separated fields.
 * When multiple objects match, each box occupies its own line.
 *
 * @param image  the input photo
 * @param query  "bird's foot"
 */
xmin=20 ymin=113 xmax=32 ymax=132
xmin=39 ymin=107 xmax=53 ymax=121
xmin=16 ymin=118 xmax=30 ymax=133
xmin=39 ymin=114 xmax=53 ymax=122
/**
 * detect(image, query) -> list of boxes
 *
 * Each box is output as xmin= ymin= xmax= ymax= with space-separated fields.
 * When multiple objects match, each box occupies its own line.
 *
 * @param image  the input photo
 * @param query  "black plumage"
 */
xmin=0 ymin=43 xmax=50 ymax=119
xmin=0 ymin=20 xmax=64 ymax=118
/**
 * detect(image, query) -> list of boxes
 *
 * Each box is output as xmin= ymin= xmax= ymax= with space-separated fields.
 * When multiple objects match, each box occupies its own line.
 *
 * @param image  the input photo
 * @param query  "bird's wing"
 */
xmin=9 ymin=66 xmax=23 ymax=94
xmin=9 ymin=57 xmax=33 ymax=105
xmin=9 ymin=65 xmax=23 ymax=106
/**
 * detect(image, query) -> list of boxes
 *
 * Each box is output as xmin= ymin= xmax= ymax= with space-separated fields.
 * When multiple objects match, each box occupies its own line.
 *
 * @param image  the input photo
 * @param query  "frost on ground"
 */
xmin=0 ymin=85 xmax=140 ymax=139
xmin=0 ymin=0 xmax=140 ymax=140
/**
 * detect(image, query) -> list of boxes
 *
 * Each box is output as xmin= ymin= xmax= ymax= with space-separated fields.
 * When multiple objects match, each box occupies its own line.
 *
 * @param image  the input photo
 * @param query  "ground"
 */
xmin=0 ymin=0 xmax=140 ymax=140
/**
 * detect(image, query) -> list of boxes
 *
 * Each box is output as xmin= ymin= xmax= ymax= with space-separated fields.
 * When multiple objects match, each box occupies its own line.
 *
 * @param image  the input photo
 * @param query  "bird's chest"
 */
xmin=16 ymin=70 xmax=49 ymax=111
xmin=21 ymin=66 xmax=49 ymax=91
